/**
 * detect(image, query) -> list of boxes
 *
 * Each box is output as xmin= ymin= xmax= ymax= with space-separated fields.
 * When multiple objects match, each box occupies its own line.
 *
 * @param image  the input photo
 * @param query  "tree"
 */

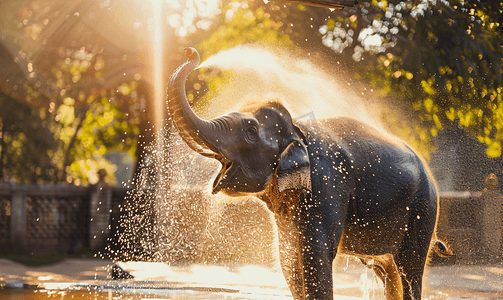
xmin=2 ymin=0 xmax=500 ymax=185
xmin=0 ymin=0 xmax=227 ymax=184
xmin=0 ymin=91 xmax=56 ymax=183
xmin=189 ymin=2 xmax=298 ymax=108
xmin=0 ymin=0 xmax=158 ymax=184
xmin=314 ymin=0 xmax=503 ymax=157
xmin=184 ymin=0 xmax=430 ymax=154
xmin=192 ymin=0 xmax=502 ymax=159
xmin=0 ymin=40 xmax=140 ymax=184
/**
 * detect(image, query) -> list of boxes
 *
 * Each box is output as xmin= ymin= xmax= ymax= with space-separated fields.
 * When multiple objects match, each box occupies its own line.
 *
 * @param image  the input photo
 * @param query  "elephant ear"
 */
xmin=277 ymin=139 xmax=311 ymax=193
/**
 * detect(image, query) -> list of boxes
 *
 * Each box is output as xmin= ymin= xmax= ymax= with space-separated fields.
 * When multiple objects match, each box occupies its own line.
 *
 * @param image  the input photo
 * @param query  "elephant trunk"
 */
xmin=166 ymin=48 xmax=226 ymax=158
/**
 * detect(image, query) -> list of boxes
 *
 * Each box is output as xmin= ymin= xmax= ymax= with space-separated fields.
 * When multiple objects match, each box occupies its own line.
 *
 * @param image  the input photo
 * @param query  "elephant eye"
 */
xmin=245 ymin=125 xmax=259 ymax=143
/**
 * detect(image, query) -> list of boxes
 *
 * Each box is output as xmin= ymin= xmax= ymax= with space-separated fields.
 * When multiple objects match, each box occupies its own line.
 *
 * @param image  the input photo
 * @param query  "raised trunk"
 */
xmin=166 ymin=48 xmax=227 ymax=158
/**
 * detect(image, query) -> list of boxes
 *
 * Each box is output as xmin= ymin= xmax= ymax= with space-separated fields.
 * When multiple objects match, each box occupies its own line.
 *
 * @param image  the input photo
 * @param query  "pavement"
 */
xmin=0 ymin=256 xmax=502 ymax=299
xmin=0 ymin=258 xmax=111 ymax=282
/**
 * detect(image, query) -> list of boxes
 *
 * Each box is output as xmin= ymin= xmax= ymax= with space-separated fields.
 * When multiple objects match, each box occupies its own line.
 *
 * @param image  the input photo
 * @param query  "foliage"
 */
xmin=2 ymin=0 xmax=502 ymax=186
xmin=189 ymin=1 xmax=298 ymax=108
xmin=317 ymin=0 xmax=503 ymax=157
xmin=198 ymin=0 xmax=501 ymax=159
xmin=57 ymin=92 xmax=139 ymax=186
xmin=190 ymin=0 xmax=436 ymax=157
xmin=0 ymin=87 xmax=138 ymax=185
xmin=0 ymin=44 xmax=140 ymax=185
xmin=0 ymin=91 xmax=57 ymax=183
xmin=0 ymin=1 xmax=144 ymax=184
xmin=199 ymin=2 xmax=296 ymax=58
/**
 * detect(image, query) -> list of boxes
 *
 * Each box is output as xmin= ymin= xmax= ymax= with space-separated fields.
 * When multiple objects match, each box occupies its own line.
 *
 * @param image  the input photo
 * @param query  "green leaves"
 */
xmin=194 ymin=2 xmax=298 ymax=109
xmin=199 ymin=5 xmax=295 ymax=60
xmin=0 ymin=84 xmax=139 ymax=184
xmin=192 ymin=0 xmax=501 ymax=160
xmin=67 ymin=95 xmax=139 ymax=185
xmin=347 ymin=0 xmax=503 ymax=158
xmin=0 ymin=91 xmax=58 ymax=183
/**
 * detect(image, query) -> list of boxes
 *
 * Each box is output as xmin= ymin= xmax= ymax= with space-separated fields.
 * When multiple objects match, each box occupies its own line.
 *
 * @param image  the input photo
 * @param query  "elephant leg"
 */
xmin=300 ymin=241 xmax=334 ymax=300
xmin=277 ymin=227 xmax=305 ymax=300
xmin=278 ymin=228 xmax=334 ymax=300
xmin=298 ymin=209 xmax=336 ymax=300
xmin=394 ymin=244 xmax=428 ymax=300
xmin=369 ymin=255 xmax=402 ymax=300
xmin=394 ymin=204 xmax=436 ymax=300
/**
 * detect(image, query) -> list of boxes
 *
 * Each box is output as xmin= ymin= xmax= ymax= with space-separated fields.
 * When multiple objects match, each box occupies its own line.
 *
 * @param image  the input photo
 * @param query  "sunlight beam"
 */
xmin=152 ymin=0 xmax=165 ymax=130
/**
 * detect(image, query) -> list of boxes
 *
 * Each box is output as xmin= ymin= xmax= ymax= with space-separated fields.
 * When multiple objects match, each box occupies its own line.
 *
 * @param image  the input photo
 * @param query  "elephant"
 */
xmin=166 ymin=47 xmax=452 ymax=300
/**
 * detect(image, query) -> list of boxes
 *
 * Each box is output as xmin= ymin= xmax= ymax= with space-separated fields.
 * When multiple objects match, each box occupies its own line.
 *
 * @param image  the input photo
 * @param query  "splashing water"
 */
xmin=198 ymin=45 xmax=382 ymax=131
xmin=111 ymin=124 xmax=278 ymax=267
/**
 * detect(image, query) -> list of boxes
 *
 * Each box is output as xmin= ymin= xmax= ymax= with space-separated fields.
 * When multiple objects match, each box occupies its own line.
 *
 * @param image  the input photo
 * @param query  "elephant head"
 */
xmin=167 ymin=48 xmax=310 ymax=197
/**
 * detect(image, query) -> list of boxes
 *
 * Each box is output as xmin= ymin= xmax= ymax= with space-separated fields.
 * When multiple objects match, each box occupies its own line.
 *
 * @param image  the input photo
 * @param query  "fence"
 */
xmin=0 ymin=182 xmax=126 ymax=254
xmin=0 ymin=175 xmax=501 ymax=264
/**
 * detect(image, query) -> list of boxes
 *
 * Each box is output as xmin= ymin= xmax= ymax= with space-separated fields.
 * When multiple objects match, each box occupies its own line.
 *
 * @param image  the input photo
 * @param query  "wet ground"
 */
xmin=0 ymin=256 xmax=501 ymax=299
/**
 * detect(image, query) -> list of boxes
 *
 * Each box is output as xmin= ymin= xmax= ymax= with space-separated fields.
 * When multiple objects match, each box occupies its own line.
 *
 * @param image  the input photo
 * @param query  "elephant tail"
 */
xmin=432 ymin=240 xmax=455 ymax=258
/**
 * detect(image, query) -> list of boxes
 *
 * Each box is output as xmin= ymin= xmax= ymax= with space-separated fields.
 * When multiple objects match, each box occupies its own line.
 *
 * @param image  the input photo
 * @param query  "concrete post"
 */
xmin=10 ymin=185 xmax=27 ymax=253
xmin=89 ymin=170 xmax=112 ymax=250
xmin=481 ymin=173 xmax=503 ymax=262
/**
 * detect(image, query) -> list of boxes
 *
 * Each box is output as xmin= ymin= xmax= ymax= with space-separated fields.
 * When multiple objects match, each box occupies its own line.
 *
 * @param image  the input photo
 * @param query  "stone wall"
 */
xmin=0 ymin=180 xmax=125 ymax=255
xmin=436 ymin=174 xmax=503 ymax=264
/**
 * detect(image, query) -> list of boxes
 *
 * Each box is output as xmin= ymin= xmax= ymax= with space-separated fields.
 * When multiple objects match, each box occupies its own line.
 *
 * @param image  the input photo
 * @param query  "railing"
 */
xmin=0 ymin=183 xmax=127 ymax=254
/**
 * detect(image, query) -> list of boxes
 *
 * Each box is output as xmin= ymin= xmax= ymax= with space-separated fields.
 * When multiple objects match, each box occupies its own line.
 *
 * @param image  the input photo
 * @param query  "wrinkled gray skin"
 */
xmin=167 ymin=48 xmax=450 ymax=300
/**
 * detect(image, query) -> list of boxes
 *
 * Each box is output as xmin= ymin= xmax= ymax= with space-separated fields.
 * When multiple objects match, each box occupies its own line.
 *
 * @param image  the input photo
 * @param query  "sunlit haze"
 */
xmin=165 ymin=0 xmax=222 ymax=37
xmin=198 ymin=45 xmax=382 ymax=131
xmin=153 ymin=0 xmax=165 ymax=129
